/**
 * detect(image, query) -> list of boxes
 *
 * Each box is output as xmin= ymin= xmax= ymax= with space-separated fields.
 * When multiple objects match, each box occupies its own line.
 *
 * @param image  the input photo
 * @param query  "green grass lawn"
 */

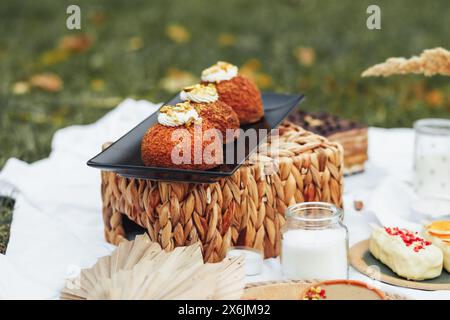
xmin=0 ymin=0 xmax=449 ymax=252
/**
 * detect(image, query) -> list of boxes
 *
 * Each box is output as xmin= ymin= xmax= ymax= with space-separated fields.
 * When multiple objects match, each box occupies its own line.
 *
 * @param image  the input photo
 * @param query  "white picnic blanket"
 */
xmin=0 ymin=98 xmax=449 ymax=299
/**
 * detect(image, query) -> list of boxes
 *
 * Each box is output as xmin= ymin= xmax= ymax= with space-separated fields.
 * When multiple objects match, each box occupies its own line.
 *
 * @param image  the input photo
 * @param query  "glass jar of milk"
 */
xmin=414 ymin=119 xmax=450 ymax=201
xmin=281 ymin=202 xmax=348 ymax=280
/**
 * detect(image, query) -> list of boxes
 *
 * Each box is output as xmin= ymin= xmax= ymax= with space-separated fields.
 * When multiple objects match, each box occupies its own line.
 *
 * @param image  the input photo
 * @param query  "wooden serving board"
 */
xmin=242 ymin=280 xmax=406 ymax=300
xmin=349 ymin=239 xmax=450 ymax=291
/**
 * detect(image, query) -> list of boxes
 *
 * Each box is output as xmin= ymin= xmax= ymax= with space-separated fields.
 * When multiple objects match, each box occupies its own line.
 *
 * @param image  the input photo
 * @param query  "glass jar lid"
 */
xmin=286 ymin=202 xmax=343 ymax=228
xmin=414 ymin=118 xmax=450 ymax=136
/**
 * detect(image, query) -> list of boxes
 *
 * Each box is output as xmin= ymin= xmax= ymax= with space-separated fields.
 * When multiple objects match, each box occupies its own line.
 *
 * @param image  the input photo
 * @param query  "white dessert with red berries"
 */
xmin=370 ymin=227 xmax=443 ymax=280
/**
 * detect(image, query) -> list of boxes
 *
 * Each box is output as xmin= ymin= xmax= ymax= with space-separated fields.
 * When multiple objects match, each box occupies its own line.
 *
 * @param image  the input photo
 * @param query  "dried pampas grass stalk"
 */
xmin=362 ymin=47 xmax=450 ymax=77
xmin=60 ymin=234 xmax=245 ymax=300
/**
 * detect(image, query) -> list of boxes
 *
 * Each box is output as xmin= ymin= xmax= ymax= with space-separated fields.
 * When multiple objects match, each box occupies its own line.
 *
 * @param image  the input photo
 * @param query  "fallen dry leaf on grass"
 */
xmin=90 ymin=11 xmax=106 ymax=25
xmin=128 ymin=36 xmax=144 ymax=51
xmin=294 ymin=47 xmax=316 ymax=67
xmin=241 ymin=58 xmax=262 ymax=73
xmin=39 ymin=34 xmax=92 ymax=66
xmin=217 ymin=33 xmax=236 ymax=47
xmin=253 ymin=73 xmax=273 ymax=89
xmin=11 ymin=81 xmax=30 ymax=95
xmin=29 ymin=73 xmax=63 ymax=92
xmin=160 ymin=68 xmax=197 ymax=92
xmin=166 ymin=24 xmax=190 ymax=43
xmin=240 ymin=59 xmax=273 ymax=89
xmin=40 ymin=48 xmax=70 ymax=65
xmin=90 ymin=79 xmax=105 ymax=92
xmin=425 ymin=89 xmax=444 ymax=108
xmin=59 ymin=34 xmax=93 ymax=53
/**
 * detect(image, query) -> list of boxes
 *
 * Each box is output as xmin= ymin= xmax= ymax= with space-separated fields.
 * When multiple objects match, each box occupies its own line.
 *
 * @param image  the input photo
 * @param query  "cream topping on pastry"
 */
xmin=180 ymin=83 xmax=218 ymax=103
xmin=201 ymin=61 xmax=238 ymax=82
xmin=157 ymin=102 xmax=200 ymax=127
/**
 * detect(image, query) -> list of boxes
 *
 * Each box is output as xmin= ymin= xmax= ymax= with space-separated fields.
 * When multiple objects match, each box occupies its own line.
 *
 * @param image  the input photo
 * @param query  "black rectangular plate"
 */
xmin=87 ymin=92 xmax=304 ymax=183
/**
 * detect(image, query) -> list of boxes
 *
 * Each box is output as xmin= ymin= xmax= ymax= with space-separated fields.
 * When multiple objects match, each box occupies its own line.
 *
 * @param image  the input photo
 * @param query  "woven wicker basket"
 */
xmin=101 ymin=121 xmax=344 ymax=262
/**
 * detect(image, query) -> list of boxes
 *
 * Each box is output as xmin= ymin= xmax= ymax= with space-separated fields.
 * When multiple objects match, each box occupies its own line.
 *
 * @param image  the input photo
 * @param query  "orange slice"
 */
xmin=426 ymin=221 xmax=450 ymax=236
xmin=428 ymin=231 xmax=450 ymax=239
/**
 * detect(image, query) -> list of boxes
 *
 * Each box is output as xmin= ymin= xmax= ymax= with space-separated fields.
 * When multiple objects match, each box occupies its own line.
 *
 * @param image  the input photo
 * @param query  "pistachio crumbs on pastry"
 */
xmin=201 ymin=61 xmax=264 ymax=125
xmin=180 ymin=83 xmax=240 ymax=143
xmin=370 ymin=227 xmax=443 ymax=280
xmin=180 ymin=83 xmax=219 ymax=103
xmin=157 ymin=102 xmax=201 ymax=127
xmin=201 ymin=61 xmax=238 ymax=82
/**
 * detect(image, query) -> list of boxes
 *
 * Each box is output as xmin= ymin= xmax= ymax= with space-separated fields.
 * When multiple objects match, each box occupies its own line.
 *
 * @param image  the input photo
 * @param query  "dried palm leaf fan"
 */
xmin=60 ymin=234 xmax=245 ymax=300
xmin=362 ymin=47 xmax=450 ymax=77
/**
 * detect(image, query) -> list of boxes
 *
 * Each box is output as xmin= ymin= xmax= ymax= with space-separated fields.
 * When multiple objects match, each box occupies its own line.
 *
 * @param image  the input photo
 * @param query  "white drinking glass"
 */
xmin=414 ymin=118 xmax=450 ymax=202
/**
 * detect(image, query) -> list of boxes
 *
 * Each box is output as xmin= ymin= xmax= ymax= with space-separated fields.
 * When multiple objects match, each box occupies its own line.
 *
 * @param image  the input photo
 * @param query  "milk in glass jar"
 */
xmin=281 ymin=202 xmax=349 ymax=280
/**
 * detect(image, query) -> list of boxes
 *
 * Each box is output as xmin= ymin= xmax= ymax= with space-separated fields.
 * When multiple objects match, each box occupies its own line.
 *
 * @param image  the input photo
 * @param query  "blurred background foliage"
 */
xmin=0 ymin=0 xmax=449 ymax=251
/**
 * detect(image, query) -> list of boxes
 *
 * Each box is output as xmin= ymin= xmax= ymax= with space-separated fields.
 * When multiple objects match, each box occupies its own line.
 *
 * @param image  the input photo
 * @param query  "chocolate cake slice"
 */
xmin=288 ymin=110 xmax=368 ymax=175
